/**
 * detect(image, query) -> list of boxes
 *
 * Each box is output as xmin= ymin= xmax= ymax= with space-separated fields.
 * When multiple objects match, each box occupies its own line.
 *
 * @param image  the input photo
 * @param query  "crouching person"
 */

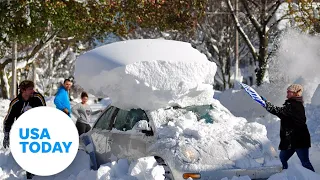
xmin=2 ymin=80 xmax=46 ymax=179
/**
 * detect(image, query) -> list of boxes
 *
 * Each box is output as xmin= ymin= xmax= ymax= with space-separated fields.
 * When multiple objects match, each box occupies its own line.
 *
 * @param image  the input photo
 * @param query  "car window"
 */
xmin=113 ymin=108 xmax=149 ymax=131
xmin=94 ymin=106 xmax=117 ymax=130
xmin=184 ymin=105 xmax=214 ymax=123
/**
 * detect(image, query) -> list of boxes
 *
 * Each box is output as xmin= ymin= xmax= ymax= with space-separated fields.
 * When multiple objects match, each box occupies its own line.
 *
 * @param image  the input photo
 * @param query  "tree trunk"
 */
xmin=219 ymin=56 xmax=227 ymax=90
xmin=234 ymin=0 xmax=239 ymax=83
xmin=256 ymin=29 xmax=269 ymax=86
xmin=33 ymin=62 xmax=37 ymax=86
xmin=227 ymin=52 xmax=232 ymax=89
xmin=0 ymin=66 xmax=10 ymax=99
xmin=11 ymin=39 xmax=17 ymax=98
xmin=48 ymin=44 xmax=54 ymax=96
xmin=250 ymin=60 xmax=256 ymax=85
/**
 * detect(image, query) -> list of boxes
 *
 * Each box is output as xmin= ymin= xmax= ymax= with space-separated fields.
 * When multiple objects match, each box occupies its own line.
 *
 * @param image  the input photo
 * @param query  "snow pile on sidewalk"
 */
xmin=31 ymin=155 xmax=165 ymax=180
xmin=268 ymin=163 xmax=320 ymax=180
xmin=74 ymin=39 xmax=217 ymax=110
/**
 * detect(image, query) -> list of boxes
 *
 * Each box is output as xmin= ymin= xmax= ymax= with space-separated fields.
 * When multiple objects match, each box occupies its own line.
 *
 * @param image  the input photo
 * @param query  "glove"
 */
xmin=3 ymin=132 xmax=9 ymax=149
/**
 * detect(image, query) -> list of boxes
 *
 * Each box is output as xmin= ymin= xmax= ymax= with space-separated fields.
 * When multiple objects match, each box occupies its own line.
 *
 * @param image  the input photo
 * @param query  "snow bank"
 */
xmin=293 ymin=76 xmax=320 ymax=104
xmin=311 ymin=84 xmax=320 ymax=106
xmin=99 ymin=98 xmax=112 ymax=107
xmin=0 ymin=149 xmax=165 ymax=180
xmin=217 ymin=77 xmax=320 ymax=120
xmin=60 ymin=156 xmax=165 ymax=180
xmin=217 ymin=83 xmax=288 ymax=120
xmin=268 ymin=164 xmax=320 ymax=180
xmin=74 ymin=39 xmax=217 ymax=110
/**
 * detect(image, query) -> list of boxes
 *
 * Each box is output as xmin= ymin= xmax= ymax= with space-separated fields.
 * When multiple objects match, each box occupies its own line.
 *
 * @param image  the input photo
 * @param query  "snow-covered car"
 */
xmin=74 ymin=39 xmax=282 ymax=180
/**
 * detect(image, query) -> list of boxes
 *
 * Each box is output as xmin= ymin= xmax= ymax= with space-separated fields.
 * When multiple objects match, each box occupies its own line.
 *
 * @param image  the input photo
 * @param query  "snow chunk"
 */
xmin=129 ymin=157 xmax=165 ymax=180
xmin=75 ymin=39 xmax=216 ymax=110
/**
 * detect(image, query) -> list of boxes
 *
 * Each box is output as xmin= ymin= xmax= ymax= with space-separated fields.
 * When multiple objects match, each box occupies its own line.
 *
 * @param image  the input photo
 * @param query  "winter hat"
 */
xmin=287 ymin=84 xmax=303 ymax=96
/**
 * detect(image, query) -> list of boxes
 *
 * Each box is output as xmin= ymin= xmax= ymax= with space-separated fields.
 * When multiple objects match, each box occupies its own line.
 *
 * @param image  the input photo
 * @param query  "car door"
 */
xmin=107 ymin=108 xmax=151 ymax=160
xmin=90 ymin=106 xmax=118 ymax=166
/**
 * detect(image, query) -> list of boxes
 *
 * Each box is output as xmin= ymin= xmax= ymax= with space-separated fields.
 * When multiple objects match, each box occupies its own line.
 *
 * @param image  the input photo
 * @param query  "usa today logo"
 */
xmin=10 ymin=106 xmax=79 ymax=176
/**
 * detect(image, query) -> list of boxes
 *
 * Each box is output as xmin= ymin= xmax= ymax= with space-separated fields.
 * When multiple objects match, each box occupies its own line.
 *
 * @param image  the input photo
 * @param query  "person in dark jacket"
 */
xmin=54 ymin=79 xmax=72 ymax=117
xmin=261 ymin=84 xmax=314 ymax=172
xmin=2 ymin=80 xmax=46 ymax=179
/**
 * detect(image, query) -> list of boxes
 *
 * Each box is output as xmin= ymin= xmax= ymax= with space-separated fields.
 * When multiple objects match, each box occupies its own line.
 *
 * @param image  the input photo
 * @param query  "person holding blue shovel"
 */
xmin=260 ymin=84 xmax=314 ymax=172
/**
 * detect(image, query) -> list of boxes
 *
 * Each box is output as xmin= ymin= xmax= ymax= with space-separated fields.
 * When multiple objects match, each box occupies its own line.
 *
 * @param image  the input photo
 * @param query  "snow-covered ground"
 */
xmin=1 ymin=92 xmax=320 ymax=180
xmin=2 ymin=92 xmax=320 ymax=180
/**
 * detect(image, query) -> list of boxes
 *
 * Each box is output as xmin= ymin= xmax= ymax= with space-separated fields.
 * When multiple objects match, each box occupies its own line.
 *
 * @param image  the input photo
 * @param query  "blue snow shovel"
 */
xmin=239 ymin=82 xmax=266 ymax=108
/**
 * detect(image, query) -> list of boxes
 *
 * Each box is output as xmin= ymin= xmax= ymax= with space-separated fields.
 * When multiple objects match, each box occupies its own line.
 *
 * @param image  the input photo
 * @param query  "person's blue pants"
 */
xmin=280 ymin=148 xmax=315 ymax=172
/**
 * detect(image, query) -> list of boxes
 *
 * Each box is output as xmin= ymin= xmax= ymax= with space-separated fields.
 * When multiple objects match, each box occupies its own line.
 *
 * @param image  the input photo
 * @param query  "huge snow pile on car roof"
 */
xmin=74 ymin=39 xmax=217 ymax=110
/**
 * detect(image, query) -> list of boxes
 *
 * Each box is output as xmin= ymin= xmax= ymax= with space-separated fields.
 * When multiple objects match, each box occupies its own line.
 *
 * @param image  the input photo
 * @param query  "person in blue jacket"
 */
xmin=54 ymin=79 xmax=73 ymax=117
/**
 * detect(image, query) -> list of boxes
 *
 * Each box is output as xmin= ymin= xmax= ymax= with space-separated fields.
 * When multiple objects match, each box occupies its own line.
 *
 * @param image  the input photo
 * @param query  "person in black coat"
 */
xmin=261 ymin=84 xmax=314 ymax=172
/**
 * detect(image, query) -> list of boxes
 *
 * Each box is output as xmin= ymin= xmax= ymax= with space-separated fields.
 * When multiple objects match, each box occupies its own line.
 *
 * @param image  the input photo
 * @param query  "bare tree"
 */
xmin=226 ymin=0 xmax=290 ymax=86
xmin=0 ymin=33 xmax=57 ymax=99
xmin=197 ymin=1 xmax=236 ymax=89
xmin=118 ymin=0 xmax=269 ymax=90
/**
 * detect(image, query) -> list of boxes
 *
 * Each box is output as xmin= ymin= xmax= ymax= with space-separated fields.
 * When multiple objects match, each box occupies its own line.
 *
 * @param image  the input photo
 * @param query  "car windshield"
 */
xmin=173 ymin=105 xmax=214 ymax=123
